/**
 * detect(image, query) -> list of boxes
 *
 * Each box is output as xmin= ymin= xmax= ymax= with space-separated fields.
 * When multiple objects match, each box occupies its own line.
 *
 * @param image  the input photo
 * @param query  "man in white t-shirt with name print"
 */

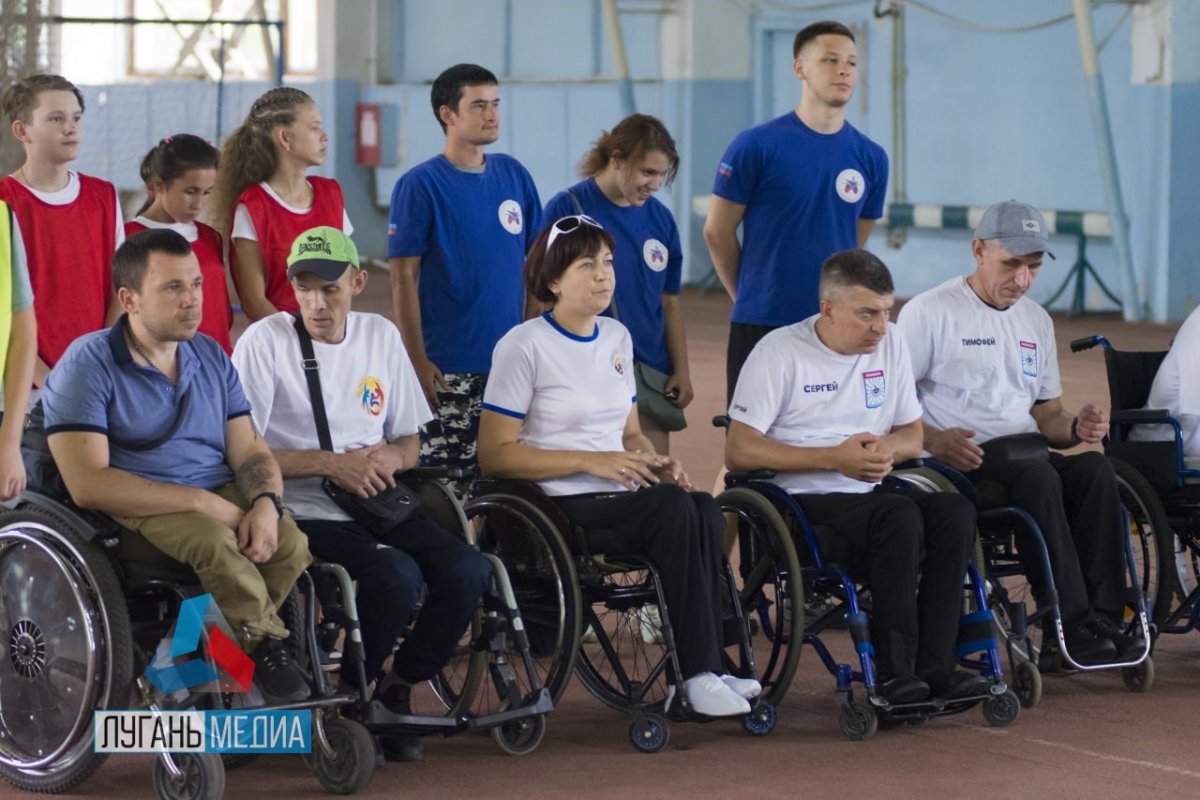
xmin=233 ymin=226 xmax=491 ymax=763
xmin=726 ymin=249 xmax=983 ymax=706
xmin=897 ymin=200 xmax=1139 ymax=668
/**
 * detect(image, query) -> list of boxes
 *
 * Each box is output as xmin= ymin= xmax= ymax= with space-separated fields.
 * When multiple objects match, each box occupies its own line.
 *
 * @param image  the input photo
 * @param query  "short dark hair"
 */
xmin=819 ymin=249 xmax=894 ymax=300
xmin=1 ymin=73 xmax=86 ymax=124
xmin=430 ymin=63 xmax=498 ymax=133
xmin=113 ymin=229 xmax=193 ymax=294
xmin=793 ymin=21 xmax=855 ymax=58
xmin=525 ymin=218 xmax=617 ymax=305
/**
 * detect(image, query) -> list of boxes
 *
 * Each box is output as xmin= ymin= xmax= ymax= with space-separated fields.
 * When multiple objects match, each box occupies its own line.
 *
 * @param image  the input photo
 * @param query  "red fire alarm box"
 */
xmin=356 ymin=103 xmax=382 ymax=166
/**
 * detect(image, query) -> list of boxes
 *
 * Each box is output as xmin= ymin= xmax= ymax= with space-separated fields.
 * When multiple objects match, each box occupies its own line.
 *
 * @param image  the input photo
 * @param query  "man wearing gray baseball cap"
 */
xmin=895 ymin=199 xmax=1139 ymax=669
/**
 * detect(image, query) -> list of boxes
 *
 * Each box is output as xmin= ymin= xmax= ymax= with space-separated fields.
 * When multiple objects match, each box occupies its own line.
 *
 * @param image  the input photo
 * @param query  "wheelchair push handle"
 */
xmin=1069 ymin=335 xmax=1111 ymax=353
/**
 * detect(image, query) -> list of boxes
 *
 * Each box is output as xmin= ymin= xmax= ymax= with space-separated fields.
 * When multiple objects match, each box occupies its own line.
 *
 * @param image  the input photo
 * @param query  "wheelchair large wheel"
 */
xmin=574 ymin=565 xmax=671 ymax=712
xmin=976 ymin=522 xmax=1046 ymax=674
xmin=1110 ymin=458 xmax=1174 ymax=627
xmin=464 ymin=494 xmax=582 ymax=706
xmin=0 ymin=507 xmax=133 ymax=793
xmin=717 ymin=487 xmax=804 ymax=706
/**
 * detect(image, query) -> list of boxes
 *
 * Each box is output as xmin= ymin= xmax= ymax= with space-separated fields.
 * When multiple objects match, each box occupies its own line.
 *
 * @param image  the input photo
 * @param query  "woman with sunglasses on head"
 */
xmin=543 ymin=115 xmax=690 ymax=454
xmin=477 ymin=215 xmax=757 ymax=717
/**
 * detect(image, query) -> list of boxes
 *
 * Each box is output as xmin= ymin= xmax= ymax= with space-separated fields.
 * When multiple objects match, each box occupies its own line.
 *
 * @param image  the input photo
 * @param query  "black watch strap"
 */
xmin=251 ymin=491 xmax=284 ymax=519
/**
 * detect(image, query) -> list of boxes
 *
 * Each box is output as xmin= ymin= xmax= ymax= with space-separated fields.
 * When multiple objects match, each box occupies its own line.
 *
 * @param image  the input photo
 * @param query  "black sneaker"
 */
xmin=1061 ymin=623 xmax=1118 ymax=666
xmin=375 ymin=676 xmax=423 ymax=762
xmin=876 ymin=674 xmax=930 ymax=705
xmin=923 ymin=670 xmax=991 ymax=701
xmin=250 ymin=637 xmax=310 ymax=704
xmin=1087 ymin=617 xmax=1146 ymax=661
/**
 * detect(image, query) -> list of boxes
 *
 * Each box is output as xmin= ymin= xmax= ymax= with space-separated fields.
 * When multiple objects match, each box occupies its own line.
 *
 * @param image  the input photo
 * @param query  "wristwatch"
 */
xmin=251 ymin=491 xmax=284 ymax=519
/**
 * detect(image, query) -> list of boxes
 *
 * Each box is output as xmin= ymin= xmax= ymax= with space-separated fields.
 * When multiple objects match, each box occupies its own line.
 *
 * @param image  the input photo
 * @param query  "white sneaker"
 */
xmin=639 ymin=605 xmax=665 ymax=644
xmin=721 ymin=674 xmax=762 ymax=699
xmin=581 ymin=624 xmax=598 ymax=644
xmin=684 ymin=672 xmax=751 ymax=717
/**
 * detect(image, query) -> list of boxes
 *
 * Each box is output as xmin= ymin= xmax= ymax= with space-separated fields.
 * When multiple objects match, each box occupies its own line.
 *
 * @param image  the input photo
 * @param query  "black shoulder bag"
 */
xmin=293 ymin=313 xmax=421 ymax=533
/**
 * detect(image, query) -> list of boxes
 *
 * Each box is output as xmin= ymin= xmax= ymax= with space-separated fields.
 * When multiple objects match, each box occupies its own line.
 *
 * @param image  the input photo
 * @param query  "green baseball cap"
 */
xmin=286 ymin=226 xmax=360 ymax=281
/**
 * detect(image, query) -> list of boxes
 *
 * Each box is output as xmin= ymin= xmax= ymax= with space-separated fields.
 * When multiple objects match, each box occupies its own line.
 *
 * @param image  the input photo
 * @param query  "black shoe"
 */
xmin=375 ymin=676 xmax=424 ymax=763
xmin=876 ymin=675 xmax=930 ymax=705
xmin=923 ymin=670 xmax=991 ymax=701
xmin=250 ymin=637 xmax=310 ymax=704
xmin=1061 ymin=623 xmax=1118 ymax=666
xmin=1087 ymin=617 xmax=1146 ymax=661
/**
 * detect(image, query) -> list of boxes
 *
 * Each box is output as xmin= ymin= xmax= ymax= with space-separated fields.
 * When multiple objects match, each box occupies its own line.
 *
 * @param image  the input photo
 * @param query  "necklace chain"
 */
xmin=126 ymin=326 xmax=168 ymax=377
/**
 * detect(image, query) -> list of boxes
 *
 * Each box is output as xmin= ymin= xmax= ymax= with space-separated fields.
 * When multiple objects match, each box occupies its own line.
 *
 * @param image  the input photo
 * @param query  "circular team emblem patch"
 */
xmin=612 ymin=354 xmax=626 ymax=376
xmin=642 ymin=238 xmax=668 ymax=272
xmin=357 ymin=376 xmax=385 ymax=416
xmin=498 ymin=200 xmax=523 ymax=234
xmin=835 ymin=168 xmax=865 ymax=204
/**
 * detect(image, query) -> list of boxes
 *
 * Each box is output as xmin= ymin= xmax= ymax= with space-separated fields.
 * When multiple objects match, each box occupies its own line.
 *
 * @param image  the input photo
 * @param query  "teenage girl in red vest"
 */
xmin=211 ymin=87 xmax=351 ymax=321
xmin=127 ymin=135 xmax=233 ymax=353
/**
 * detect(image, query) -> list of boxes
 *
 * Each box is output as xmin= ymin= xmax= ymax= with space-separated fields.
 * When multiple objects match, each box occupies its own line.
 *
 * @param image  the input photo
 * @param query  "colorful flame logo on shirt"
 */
xmin=357 ymin=376 xmax=385 ymax=416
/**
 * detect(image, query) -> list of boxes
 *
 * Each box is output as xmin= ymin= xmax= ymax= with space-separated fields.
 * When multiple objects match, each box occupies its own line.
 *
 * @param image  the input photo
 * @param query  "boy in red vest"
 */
xmin=0 ymin=74 xmax=122 ymax=384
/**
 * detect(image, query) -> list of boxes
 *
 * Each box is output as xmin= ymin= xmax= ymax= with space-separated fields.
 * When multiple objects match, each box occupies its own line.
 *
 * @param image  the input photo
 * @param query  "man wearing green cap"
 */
xmin=233 ymin=226 xmax=492 ymax=762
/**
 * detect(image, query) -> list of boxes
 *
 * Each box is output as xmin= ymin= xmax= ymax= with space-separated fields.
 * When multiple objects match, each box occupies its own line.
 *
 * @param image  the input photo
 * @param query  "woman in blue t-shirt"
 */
xmin=478 ymin=216 xmax=757 ymax=718
xmin=543 ymin=115 xmax=691 ymax=454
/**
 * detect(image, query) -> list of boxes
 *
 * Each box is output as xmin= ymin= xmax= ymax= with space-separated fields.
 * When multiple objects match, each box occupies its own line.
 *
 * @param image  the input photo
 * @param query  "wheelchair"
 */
xmin=1071 ymin=334 xmax=1200 ymax=640
xmin=718 ymin=463 xmax=1019 ymax=742
xmin=909 ymin=442 xmax=1157 ymax=703
xmin=0 ymin=467 xmax=551 ymax=799
xmin=464 ymin=478 xmax=794 ymax=753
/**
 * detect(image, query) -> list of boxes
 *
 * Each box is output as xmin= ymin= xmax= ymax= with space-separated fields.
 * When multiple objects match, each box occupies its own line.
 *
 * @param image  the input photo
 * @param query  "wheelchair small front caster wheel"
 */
xmin=629 ymin=713 xmax=669 ymax=753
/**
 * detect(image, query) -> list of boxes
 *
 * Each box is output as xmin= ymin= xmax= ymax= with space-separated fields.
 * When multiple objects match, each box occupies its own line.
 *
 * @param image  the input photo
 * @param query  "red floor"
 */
xmin=16 ymin=282 xmax=1200 ymax=800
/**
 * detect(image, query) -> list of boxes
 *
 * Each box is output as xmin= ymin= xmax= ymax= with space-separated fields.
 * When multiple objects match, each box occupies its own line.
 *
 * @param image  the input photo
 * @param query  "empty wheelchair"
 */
xmin=719 ymin=465 xmax=1019 ymax=742
xmin=464 ymin=478 xmax=793 ymax=752
xmin=910 ymin=446 xmax=1157 ymax=703
xmin=1071 ymin=334 xmax=1200 ymax=640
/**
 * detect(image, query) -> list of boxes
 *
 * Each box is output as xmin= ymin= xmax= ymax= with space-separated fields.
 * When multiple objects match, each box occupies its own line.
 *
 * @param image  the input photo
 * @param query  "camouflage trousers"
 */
xmin=419 ymin=372 xmax=486 ymax=500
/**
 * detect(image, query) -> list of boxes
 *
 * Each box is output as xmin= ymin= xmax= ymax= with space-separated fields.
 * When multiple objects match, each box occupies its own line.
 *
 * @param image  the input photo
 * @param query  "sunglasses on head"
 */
xmin=545 ymin=214 xmax=603 ymax=252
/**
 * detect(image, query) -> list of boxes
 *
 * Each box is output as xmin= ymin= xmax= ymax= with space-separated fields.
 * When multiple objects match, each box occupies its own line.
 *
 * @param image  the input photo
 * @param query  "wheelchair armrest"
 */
xmin=893 ymin=458 xmax=924 ymax=470
xmin=1069 ymin=335 xmax=1110 ymax=353
xmin=711 ymin=414 xmax=731 ymax=429
xmin=1110 ymin=409 xmax=1170 ymax=424
xmin=724 ymin=469 xmax=777 ymax=487
xmin=402 ymin=466 xmax=475 ymax=481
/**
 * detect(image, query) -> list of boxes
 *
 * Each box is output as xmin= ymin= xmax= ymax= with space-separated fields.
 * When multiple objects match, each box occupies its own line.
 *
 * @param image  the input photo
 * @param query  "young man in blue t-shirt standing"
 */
xmin=703 ymin=20 xmax=889 ymax=401
xmin=388 ymin=64 xmax=543 ymax=496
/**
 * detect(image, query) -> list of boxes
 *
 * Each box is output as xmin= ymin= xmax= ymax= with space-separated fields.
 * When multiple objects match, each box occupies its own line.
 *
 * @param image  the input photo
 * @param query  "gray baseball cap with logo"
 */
xmin=974 ymin=200 xmax=1056 ymax=260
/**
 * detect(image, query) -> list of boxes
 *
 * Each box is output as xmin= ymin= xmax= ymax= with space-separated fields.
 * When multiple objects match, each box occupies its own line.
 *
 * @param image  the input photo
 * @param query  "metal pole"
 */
xmin=600 ymin=0 xmax=636 ymax=115
xmin=216 ymin=30 xmax=226 ymax=140
xmin=1071 ymin=0 xmax=1140 ymax=321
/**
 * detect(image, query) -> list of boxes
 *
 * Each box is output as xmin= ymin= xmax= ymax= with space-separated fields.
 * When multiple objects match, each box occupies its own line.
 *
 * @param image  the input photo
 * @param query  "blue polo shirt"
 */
xmin=543 ymin=178 xmax=683 ymax=374
xmin=387 ymin=153 xmax=543 ymax=375
xmin=42 ymin=317 xmax=252 ymax=490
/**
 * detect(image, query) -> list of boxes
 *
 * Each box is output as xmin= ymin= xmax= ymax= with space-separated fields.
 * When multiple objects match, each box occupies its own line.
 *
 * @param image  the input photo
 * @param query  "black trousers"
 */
xmin=297 ymin=514 xmax=493 ymax=685
xmin=726 ymin=322 xmax=779 ymax=404
xmin=795 ymin=487 xmax=977 ymax=681
xmin=555 ymin=483 xmax=726 ymax=679
xmin=968 ymin=451 xmax=1126 ymax=625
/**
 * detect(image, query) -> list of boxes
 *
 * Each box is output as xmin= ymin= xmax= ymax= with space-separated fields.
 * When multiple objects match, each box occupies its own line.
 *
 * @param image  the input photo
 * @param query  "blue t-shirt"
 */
xmin=42 ymin=319 xmax=252 ymax=491
xmin=387 ymin=153 xmax=544 ymax=374
xmin=543 ymin=178 xmax=682 ymax=374
xmin=712 ymin=113 xmax=888 ymax=327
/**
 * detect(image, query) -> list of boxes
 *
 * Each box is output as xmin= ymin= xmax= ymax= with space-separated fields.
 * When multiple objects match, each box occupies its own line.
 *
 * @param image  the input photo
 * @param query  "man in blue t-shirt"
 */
xmin=41 ymin=228 xmax=312 ymax=705
xmin=703 ymin=20 xmax=889 ymax=401
xmin=388 ymin=63 xmax=543 ymax=495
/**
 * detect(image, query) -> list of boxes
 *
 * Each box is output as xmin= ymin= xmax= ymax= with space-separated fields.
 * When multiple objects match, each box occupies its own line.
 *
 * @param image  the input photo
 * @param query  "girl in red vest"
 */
xmin=127 ymin=135 xmax=233 ymax=353
xmin=212 ymin=87 xmax=351 ymax=321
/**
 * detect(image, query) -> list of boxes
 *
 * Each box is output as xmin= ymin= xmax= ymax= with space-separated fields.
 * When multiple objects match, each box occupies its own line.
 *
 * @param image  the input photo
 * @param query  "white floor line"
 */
xmin=1023 ymin=737 xmax=1200 ymax=779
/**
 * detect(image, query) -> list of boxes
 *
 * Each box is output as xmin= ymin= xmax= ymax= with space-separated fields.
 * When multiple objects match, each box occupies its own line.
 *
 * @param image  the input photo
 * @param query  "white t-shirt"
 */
xmin=232 ymin=181 xmax=353 ymax=241
xmin=729 ymin=316 xmax=922 ymax=495
xmin=132 ymin=215 xmax=198 ymax=243
xmin=1130 ymin=304 xmax=1200 ymax=462
xmin=231 ymin=310 xmax=431 ymax=520
xmin=896 ymin=276 xmax=1061 ymax=444
xmin=483 ymin=313 xmax=637 ymax=497
xmin=28 ymin=170 xmax=125 ymax=245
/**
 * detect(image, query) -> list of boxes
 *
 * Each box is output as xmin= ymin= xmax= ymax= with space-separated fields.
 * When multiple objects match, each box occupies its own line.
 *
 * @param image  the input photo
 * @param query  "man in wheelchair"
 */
xmin=897 ymin=199 xmax=1139 ymax=666
xmin=232 ymin=227 xmax=492 ymax=762
xmin=1129 ymin=304 xmax=1200 ymax=467
xmin=40 ymin=229 xmax=313 ymax=704
xmin=726 ymin=249 xmax=985 ymax=706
